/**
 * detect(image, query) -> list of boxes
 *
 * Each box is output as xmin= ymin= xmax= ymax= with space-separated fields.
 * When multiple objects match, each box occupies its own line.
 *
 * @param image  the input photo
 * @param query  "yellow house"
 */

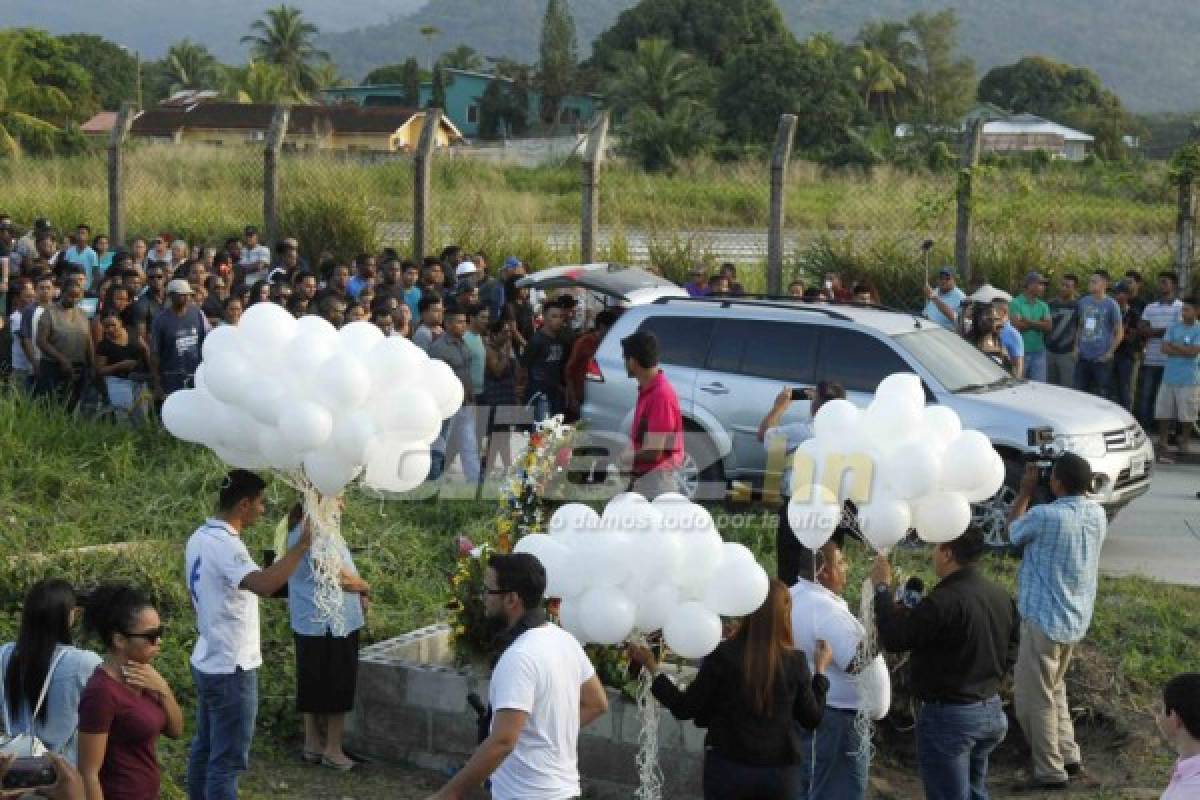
xmin=129 ymin=101 xmax=463 ymax=152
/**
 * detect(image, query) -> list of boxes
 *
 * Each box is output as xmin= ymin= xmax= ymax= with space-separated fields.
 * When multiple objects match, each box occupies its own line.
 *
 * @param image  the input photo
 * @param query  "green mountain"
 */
xmin=318 ymin=0 xmax=1200 ymax=112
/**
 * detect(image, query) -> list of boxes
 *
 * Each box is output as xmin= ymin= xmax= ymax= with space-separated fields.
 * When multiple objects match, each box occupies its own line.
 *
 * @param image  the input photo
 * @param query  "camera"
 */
xmin=791 ymin=388 xmax=813 ymax=401
xmin=2 ymin=756 xmax=57 ymax=790
xmin=1025 ymin=426 xmax=1057 ymax=485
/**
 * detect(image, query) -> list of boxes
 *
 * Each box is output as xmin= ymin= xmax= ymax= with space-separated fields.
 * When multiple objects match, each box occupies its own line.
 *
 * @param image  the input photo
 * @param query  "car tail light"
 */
xmin=586 ymin=357 xmax=604 ymax=382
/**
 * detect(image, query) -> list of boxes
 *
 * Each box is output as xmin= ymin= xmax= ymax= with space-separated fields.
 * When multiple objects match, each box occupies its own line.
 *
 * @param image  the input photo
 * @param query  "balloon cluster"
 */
xmin=161 ymin=302 xmax=463 ymax=495
xmin=787 ymin=373 xmax=1005 ymax=553
xmin=513 ymin=493 xmax=768 ymax=659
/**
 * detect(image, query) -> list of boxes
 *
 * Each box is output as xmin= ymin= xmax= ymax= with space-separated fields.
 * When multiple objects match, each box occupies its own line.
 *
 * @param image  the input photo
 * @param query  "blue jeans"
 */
xmin=1073 ymin=358 xmax=1112 ymax=397
xmin=1024 ymin=350 xmax=1048 ymax=383
xmin=798 ymin=708 xmax=869 ymax=799
xmin=1137 ymin=365 xmax=1165 ymax=427
xmin=1111 ymin=353 xmax=1137 ymax=410
xmin=917 ymin=697 xmax=1008 ymax=800
xmin=701 ymin=749 xmax=803 ymax=800
xmin=188 ymin=667 xmax=258 ymax=800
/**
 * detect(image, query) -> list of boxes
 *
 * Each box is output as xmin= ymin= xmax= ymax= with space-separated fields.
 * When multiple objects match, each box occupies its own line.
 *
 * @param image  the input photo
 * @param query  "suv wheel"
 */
xmin=680 ymin=427 xmax=726 ymax=501
xmin=970 ymin=454 xmax=1049 ymax=550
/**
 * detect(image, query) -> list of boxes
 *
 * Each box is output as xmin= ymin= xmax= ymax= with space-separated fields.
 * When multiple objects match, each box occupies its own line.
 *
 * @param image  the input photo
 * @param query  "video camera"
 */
xmin=1024 ymin=426 xmax=1057 ymax=486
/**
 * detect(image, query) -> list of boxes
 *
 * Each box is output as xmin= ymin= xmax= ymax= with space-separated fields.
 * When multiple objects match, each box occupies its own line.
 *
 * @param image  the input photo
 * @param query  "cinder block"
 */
xmin=431 ymin=710 xmax=484 ymax=757
xmin=406 ymin=665 xmax=469 ymax=713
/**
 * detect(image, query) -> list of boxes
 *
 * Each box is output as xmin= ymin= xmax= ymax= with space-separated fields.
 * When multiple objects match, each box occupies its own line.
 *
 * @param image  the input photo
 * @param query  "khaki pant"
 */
xmin=1014 ymin=619 xmax=1081 ymax=783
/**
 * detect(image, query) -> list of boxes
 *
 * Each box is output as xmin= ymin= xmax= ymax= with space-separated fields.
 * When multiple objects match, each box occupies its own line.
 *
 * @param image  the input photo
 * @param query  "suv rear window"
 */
xmin=636 ymin=316 xmax=715 ymax=369
xmin=707 ymin=319 xmax=817 ymax=383
xmin=817 ymin=327 xmax=912 ymax=392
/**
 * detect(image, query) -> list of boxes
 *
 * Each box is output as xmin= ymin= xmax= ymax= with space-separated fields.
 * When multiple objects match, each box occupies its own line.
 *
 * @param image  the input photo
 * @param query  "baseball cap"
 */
xmin=1024 ymin=271 xmax=1048 ymax=286
xmin=503 ymin=256 xmax=521 ymax=270
xmin=455 ymin=261 xmax=478 ymax=278
xmin=454 ymin=279 xmax=475 ymax=295
xmin=1113 ymin=281 xmax=1133 ymax=295
xmin=937 ymin=267 xmax=954 ymax=278
xmin=166 ymin=278 xmax=194 ymax=295
xmin=34 ymin=218 xmax=52 ymax=233
xmin=282 ymin=237 xmax=299 ymax=249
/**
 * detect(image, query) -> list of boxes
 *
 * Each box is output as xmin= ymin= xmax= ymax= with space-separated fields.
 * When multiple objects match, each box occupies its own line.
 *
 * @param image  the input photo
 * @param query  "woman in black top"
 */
xmin=629 ymin=579 xmax=833 ymax=800
xmin=96 ymin=309 xmax=150 ymax=412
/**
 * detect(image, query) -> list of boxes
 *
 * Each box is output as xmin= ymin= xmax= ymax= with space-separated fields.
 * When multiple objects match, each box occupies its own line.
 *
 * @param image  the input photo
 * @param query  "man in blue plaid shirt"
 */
xmin=1007 ymin=453 xmax=1106 ymax=791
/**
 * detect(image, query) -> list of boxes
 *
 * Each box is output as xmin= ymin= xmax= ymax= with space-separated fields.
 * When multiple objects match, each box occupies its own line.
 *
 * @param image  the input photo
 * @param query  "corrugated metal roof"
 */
xmin=130 ymin=102 xmax=462 ymax=138
xmin=983 ymin=114 xmax=1094 ymax=142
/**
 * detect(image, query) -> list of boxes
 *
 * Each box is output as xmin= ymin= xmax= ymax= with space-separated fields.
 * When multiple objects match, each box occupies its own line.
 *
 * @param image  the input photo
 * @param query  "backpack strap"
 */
xmin=28 ymin=648 xmax=69 ymax=732
xmin=0 ymin=643 xmax=13 ymax=737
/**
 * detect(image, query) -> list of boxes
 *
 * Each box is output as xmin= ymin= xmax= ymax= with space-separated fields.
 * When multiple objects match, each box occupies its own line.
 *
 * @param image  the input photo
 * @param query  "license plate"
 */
xmin=1130 ymin=459 xmax=1145 ymax=478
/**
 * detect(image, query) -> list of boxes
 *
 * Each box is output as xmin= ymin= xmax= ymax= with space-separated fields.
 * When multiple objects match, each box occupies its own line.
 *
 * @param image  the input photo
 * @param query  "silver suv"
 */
xmin=580 ymin=295 xmax=1154 ymax=542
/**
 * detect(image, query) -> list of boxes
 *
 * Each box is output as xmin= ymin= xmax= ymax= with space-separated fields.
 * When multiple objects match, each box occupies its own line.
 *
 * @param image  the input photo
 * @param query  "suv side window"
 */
xmin=636 ymin=316 xmax=715 ymax=369
xmin=817 ymin=327 xmax=912 ymax=392
xmin=709 ymin=319 xmax=817 ymax=383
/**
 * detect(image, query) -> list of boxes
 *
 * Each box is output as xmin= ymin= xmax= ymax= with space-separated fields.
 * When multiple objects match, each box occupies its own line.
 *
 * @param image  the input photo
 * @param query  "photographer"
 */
xmin=756 ymin=381 xmax=846 ymax=586
xmin=1007 ymin=453 xmax=1106 ymax=791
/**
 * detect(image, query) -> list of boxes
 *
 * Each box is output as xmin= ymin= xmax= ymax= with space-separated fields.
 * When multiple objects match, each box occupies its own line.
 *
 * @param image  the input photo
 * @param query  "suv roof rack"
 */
xmin=652 ymin=294 xmax=855 ymax=322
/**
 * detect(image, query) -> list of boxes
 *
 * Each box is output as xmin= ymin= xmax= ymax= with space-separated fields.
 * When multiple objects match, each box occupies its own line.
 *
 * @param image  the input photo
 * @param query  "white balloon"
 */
xmin=258 ymin=425 xmax=304 ymax=471
xmin=239 ymin=300 xmax=297 ymax=355
xmin=338 ymin=320 xmax=386 ymax=355
xmin=372 ymin=388 xmax=442 ymax=443
xmin=664 ymin=602 xmax=723 ymax=659
xmin=303 ymin=446 xmax=362 ymax=496
xmin=332 ymin=411 xmax=377 ymax=465
xmin=284 ymin=325 xmax=340 ymax=375
xmin=574 ymin=530 xmax=635 ymax=586
xmin=367 ymin=336 xmax=428 ymax=377
xmin=650 ymin=491 xmax=688 ymax=505
xmin=676 ymin=526 xmax=725 ymax=589
xmin=513 ymin=534 xmax=570 ymax=598
xmin=881 ymin=442 xmax=943 ymax=500
xmin=557 ymin=598 xmax=588 ymax=642
xmin=813 ymin=398 xmax=861 ymax=440
xmin=939 ymin=431 xmax=999 ymax=493
xmin=278 ymin=401 xmax=334 ymax=453
xmin=875 ymin=372 xmax=926 ymax=412
xmin=703 ymin=558 xmax=769 ymax=617
xmin=311 ymin=355 xmax=373 ymax=410
xmin=858 ymin=495 xmax=913 ymax=552
xmin=162 ymin=389 xmax=213 ymax=444
xmin=861 ymin=391 xmax=923 ymax=445
xmin=634 ymin=582 xmax=680 ymax=633
xmin=205 ymin=350 xmax=253 ymax=406
xmin=921 ymin=405 xmax=963 ymax=448
xmin=241 ymin=376 xmax=288 ymax=427
xmin=610 ymin=492 xmax=649 ymax=506
xmin=193 ymin=363 xmax=208 ymax=391
xmin=720 ymin=541 xmax=757 ymax=566
xmin=912 ymin=491 xmax=972 ymax=543
xmin=655 ymin=497 xmax=716 ymax=536
xmin=601 ymin=499 xmax=663 ymax=535
xmin=209 ymin=443 xmax=270 ymax=470
xmin=296 ymin=313 xmax=338 ymax=337
xmin=579 ymin=586 xmax=636 ymax=645
xmin=362 ymin=435 xmax=431 ymax=493
xmin=964 ymin=453 xmax=1007 ymax=503
xmin=548 ymin=503 xmax=601 ymax=538
xmin=787 ymin=487 xmax=841 ymax=551
xmin=425 ymin=359 xmax=464 ymax=419
xmin=201 ymin=324 xmax=248 ymax=364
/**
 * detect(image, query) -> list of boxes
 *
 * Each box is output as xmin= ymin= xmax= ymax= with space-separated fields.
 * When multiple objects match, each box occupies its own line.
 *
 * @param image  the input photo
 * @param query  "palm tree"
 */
xmin=857 ymin=20 xmax=920 ymax=119
xmin=0 ymin=35 xmax=70 ymax=157
xmin=437 ymin=45 xmax=483 ymax=72
xmin=854 ymin=47 xmax=907 ymax=124
xmin=164 ymin=39 xmax=220 ymax=92
xmin=419 ymin=26 xmax=441 ymax=72
xmin=241 ymin=5 xmax=330 ymax=98
xmin=221 ymin=61 xmax=300 ymax=105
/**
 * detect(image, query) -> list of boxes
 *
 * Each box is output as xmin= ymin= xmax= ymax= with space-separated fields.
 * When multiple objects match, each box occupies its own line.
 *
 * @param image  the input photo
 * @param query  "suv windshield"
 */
xmin=894 ymin=327 xmax=1013 ymax=393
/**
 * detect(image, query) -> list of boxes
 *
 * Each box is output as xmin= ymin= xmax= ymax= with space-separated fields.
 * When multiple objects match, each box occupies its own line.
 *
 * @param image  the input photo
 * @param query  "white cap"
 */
xmin=455 ymin=261 xmax=478 ymax=278
xmin=166 ymin=278 xmax=194 ymax=295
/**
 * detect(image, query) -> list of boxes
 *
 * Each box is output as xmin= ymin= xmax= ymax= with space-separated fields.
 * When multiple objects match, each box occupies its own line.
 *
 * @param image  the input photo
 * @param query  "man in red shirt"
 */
xmin=564 ymin=309 xmax=618 ymax=421
xmin=623 ymin=331 xmax=685 ymax=499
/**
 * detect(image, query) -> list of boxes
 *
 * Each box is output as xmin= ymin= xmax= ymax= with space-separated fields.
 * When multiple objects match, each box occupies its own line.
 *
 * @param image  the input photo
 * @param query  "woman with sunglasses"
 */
xmin=77 ymin=584 xmax=182 ymax=800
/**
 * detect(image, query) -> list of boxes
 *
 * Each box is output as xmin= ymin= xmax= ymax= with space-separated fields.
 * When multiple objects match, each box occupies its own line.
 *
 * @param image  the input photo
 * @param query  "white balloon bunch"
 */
xmin=515 ymin=492 xmax=769 ymax=660
xmin=787 ymin=372 xmax=1005 ymax=553
xmin=162 ymin=303 xmax=462 ymax=495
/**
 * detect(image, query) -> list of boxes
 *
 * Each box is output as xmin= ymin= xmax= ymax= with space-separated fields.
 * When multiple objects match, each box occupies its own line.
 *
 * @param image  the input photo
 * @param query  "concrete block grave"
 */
xmin=346 ymin=624 xmax=706 ymax=798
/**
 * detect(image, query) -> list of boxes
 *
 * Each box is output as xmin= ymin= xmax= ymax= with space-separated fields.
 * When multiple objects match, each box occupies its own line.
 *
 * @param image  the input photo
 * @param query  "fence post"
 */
xmin=262 ymin=106 xmax=290 ymax=247
xmin=1177 ymin=176 xmax=1195 ymax=292
xmin=580 ymin=111 xmax=611 ymax=264
xmin=106 ymin=102 xmax=136 ymax=245
xmin=767 ymin=114 xmax=798 ymax=296
xmin=413 ymin=108 xmax=442 ymax=263
xmin=955 ymin=118 xmax=984 ymax=283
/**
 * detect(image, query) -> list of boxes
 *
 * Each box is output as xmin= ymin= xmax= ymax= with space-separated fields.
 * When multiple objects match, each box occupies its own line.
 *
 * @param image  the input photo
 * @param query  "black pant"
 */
xmin=34 ymin=359 xmax=88 ymax=411
xmin=776 ymin=500 xmax=813 ymax=587
xmin=702 ymin=749 xmax=803 ymax=800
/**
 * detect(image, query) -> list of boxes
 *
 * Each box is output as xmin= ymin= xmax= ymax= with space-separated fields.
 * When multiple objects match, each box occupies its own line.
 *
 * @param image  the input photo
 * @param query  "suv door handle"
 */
xmin=700 ymin=382 xmax=729 ymax=395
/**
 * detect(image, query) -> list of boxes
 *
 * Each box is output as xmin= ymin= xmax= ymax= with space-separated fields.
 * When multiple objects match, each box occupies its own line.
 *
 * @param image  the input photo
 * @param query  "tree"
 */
xmin=401 ymin=58 xmax=421 ymax=107
xmin=363 ymin=63 xmax=409 ymax=85
xmin=419 ymin=26 xmax=441 ymax=72
xmin=438 ymin=45 xmax=483 ymax=72
xmin=590 ymin=0 xmax=790 ymax=72
xmin=428 ymin=66 xmax=446 ymax=109
xmin=0 ymin=29 xmax=93 ymax=126
xmin=311 ymin=61 xmax=346 ymax=90
xmin=163 ymin=39 xmax=220 ymax=92
xmin=58 ymin=34 xmax=138 ymax=110
xmin=605 ymin=39 xmax=719 ymax=170
xmin=241 ymin=4 xmax=330 ymax=100
xmin=856 ymin=20 xmax=920 ymax=121
xmin=854 ymin=47 xmax=907 ymax=124
xmin=222 ymin=61 xmax=301 ymax=105
xmin=906 ymin=10 xmax=975 ymax=126
xmin=0 ymin=33 xmax=71 ymax=156
xmin=538 ymin=0 xmax=578 ymax=129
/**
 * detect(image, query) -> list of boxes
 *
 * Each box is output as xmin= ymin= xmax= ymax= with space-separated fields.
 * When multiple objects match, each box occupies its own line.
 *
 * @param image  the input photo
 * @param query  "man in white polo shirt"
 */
xmin=185 ymin=470 xmax=312 ymax=800
xmin=428 ymin=553 xmax=609 ymax=800
xmin=791 ymin=538 xmax=891 ymax=799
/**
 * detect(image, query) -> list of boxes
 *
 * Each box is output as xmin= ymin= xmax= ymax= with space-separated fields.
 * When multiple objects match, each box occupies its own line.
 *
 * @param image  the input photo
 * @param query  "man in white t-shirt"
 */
xmin=428 ymin=553 xmax=609 ymax=800
xmin=791 ymin=539 xmax=891 ymax=799
xmin=238 ymin=226 xmax=272 ymax=281
xmin=185 ymin=469 xmax=312 ymax=800
xmin=1137 ymin=272 xmax=1183 ymax=428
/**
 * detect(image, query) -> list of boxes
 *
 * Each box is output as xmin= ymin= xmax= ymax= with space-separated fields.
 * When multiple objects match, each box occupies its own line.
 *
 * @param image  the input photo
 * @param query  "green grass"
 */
xmin=0 ymin=390 xmax=1190 ymax=792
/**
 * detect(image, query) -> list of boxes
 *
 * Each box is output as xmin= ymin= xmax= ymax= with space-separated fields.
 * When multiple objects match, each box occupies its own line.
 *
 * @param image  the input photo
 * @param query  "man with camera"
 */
xmin=1007 ymin=453 xmax=1107 ymax=791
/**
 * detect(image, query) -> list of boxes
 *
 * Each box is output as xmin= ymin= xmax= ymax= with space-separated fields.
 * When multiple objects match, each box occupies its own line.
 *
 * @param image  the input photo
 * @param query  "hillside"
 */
xmin=317 ymin=0 xmax=1200 ymax=112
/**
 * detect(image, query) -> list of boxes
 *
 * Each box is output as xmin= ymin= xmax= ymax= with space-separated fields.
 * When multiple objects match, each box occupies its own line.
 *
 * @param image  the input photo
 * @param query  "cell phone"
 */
xmin=1 ymin=756 xmax=57 ymax=790
xmin=791 ymin=388 xmax=813 ymax=401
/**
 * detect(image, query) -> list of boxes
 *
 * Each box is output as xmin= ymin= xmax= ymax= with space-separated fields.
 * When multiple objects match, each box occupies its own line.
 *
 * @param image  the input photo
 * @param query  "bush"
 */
xmin=278 ymin=193 xmax=380 ymax=264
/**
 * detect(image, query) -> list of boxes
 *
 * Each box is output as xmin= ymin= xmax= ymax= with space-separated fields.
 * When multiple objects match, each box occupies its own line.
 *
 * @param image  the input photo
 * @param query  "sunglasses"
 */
xmin=123 ymin=627 xmax=164 ymax=644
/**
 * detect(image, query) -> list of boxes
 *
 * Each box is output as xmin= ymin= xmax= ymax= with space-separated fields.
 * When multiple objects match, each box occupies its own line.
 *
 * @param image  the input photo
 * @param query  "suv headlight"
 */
xmin=1053 ymin=433 xmax=1107 ymax=458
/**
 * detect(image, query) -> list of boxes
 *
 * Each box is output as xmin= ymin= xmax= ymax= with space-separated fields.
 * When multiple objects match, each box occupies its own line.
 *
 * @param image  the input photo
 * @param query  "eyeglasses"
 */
xmin=123 ymin=627 xmax=164 ymax=644
xmin=481 ymin=586 xmax=511 ymax=597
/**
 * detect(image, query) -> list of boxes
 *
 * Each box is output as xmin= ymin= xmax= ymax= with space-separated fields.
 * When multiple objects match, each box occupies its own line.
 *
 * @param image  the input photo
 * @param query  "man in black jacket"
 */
xmin=871 ymin=528 xmax=1019 ymax=800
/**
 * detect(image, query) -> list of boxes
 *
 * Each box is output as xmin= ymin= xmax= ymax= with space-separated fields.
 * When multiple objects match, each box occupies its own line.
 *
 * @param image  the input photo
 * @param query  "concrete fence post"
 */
xmin=1177 ymin=177 xmax=1195 ymax=292
xmin=580 ymin=111 xmax=610 ymax=264
xmin=413 ymin=108 xmax=442 ymax=263
xmin=106 ymin=103 xmax=136 ymax=245
xmin=767 ymin=114 xmax=798 ymax=296
xmin=955 ymin=118 xmax=984 ymax=283
xmin=262 ymin=106 xmax=290 ymax=247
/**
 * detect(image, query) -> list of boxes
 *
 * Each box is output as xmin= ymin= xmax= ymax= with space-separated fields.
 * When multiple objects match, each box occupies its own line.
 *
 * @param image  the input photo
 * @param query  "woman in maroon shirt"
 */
xmin=77 ymin=585 xmax=184 ymax=800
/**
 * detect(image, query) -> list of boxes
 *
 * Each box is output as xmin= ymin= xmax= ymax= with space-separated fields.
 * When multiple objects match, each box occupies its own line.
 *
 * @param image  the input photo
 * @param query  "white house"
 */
xmin=980 ymin=113 xmax=1094 ymax=161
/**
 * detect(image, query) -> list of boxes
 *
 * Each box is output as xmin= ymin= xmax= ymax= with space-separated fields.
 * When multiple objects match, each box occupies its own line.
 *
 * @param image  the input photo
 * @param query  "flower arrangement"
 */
xmin=447 ymin=415 xmax=578 ymax=666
